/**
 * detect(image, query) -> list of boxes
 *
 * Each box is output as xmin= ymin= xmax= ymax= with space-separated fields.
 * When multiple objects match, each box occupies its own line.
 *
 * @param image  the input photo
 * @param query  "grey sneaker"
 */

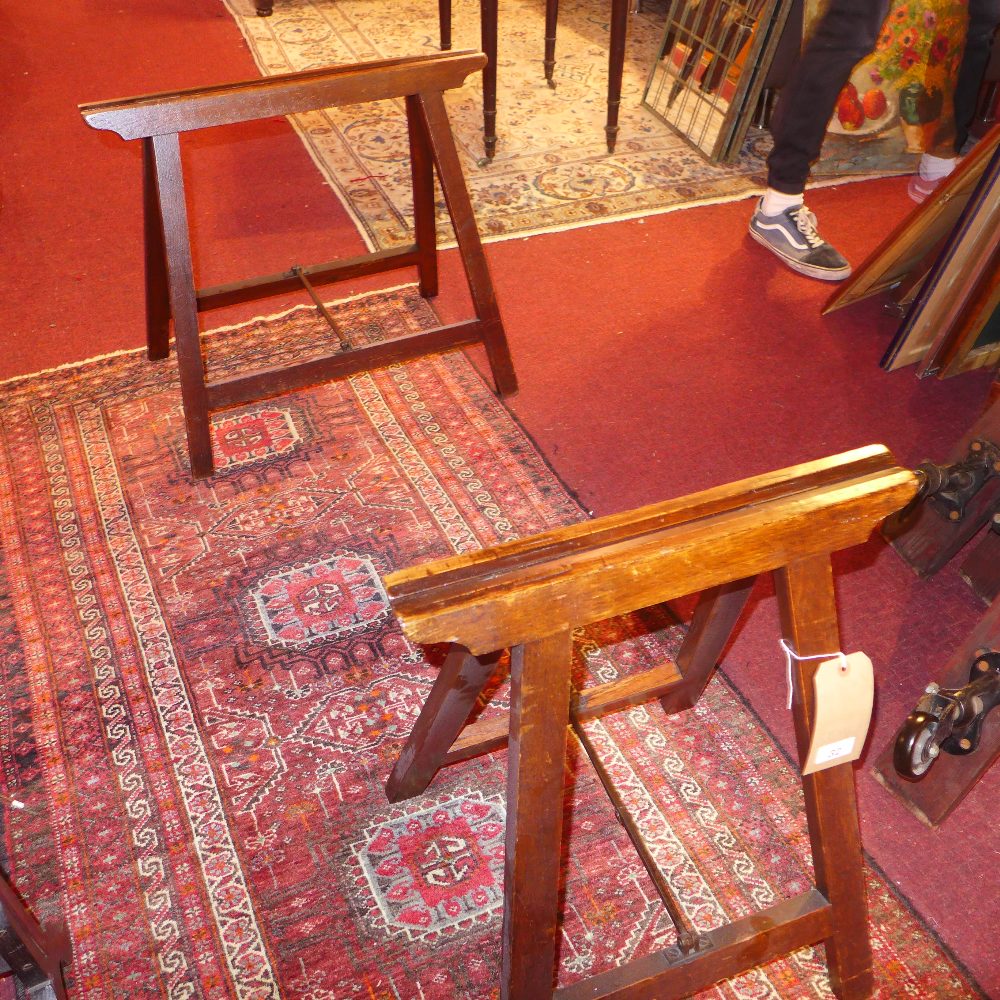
xmin=748 ymin=200 xmax=851 ymax=281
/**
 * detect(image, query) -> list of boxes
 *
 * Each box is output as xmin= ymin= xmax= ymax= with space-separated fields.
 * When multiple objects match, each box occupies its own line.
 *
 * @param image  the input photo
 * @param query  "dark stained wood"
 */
xmin=406 ymin=95 xmax=439 ymax=299
xmin=414 ymin=90 xmax=517 ymax=394
xmin=481 ymin=0 xmax=499 ymax=161
xmin=386 ymin=447 xmax=912 ymax=1000
xmin=205 ymin=320 xmax=492 ymax=411
xmin=438 ymin=0 xmax=453 ymax=50
xmin=81 ymin=52 xmax=517 ymax=478
xmin=79 ymin=52 xmax=487 ymax=139
xmin=435 ymin=0 xmax=630 ymax=157
xmin=0 ymin=870 xmax=72 ymax=1000
xmin=658 ymin=576 xmax=756 ymax=715
xmin=141 ymin=137 xmax=171 ymax=362
xmin=605 ymin=0 xmax=630 ymax=152
xmin=960 ymin=513 xmax=1000 ymax=602
xmin=775 ymin=556 xmax=873 ymax=999
xmin=883 ymin=396 xmax=1000 ymax=575
xmin=195 ymin=247 xmax=423 ymax=311
xmin=544 ymin=0 xmax=560 ymax=86
xmin=501 ymin=631 xmax=574 ymax=1000
xmin=873 ymin=594 xmax=1000 ymax=827
xmin=553 ymin=890 xmax=833 ymax=999
xmin=385 ymin=645 xmax=501 ymax=802
xmin=150 ymin=131 xmax=214 ymax=477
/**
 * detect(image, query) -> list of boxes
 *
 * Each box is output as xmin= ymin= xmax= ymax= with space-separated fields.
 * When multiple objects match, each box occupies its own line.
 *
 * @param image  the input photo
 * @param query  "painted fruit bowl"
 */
xmin=827 ymin=66 xmax=895 ymax=136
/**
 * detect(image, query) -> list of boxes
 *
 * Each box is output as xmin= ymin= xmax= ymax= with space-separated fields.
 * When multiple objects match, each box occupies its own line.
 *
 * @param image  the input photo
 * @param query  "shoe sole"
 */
xmin=748 ymin=225 xmax=852 ymax=281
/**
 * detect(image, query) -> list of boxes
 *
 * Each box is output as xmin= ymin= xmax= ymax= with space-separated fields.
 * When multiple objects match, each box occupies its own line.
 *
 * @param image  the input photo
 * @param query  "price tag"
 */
xmin=802 ymin=652 xmax=874 ymax=775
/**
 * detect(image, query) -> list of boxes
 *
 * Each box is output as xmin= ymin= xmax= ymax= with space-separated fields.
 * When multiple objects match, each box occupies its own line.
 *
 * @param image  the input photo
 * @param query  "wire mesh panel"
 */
xmin=643 ymin=0 xmax=793 ymax=161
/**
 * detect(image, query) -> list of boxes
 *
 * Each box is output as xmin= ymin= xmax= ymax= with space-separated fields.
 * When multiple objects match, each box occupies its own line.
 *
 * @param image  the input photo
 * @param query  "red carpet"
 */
xmin=1 ymin=0 xmax=997 ymax=994
xmin=0 ymin=290 xmax=983 ymax=997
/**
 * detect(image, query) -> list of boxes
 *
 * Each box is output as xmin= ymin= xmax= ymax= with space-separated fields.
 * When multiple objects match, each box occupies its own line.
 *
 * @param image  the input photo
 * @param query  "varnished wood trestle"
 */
xmin=383 ymin=445 xmax=919 ymax=999
xmin=80 ymin=51 xmax=517 ymax=478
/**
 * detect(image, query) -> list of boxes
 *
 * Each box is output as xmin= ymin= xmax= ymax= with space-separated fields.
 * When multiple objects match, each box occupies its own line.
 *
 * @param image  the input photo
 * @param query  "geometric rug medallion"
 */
xmin=0 ymin=287 xmax=982 ymax=997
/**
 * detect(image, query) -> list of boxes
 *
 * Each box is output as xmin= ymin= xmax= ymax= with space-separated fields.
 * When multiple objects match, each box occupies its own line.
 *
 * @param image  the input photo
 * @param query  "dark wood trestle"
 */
xmin=80 ymin=51 xmax=517 ymax=478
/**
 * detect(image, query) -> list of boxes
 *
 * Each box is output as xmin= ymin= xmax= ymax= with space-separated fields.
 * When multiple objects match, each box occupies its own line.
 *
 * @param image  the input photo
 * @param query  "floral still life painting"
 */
xmin=809 ymin=0 xmax=969 ymax=174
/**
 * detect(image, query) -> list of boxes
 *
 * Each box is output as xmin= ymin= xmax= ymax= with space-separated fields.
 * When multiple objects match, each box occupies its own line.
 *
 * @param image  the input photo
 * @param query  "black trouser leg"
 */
xmin=954 ymin=0 xmax=1000 ymax=150
xmin=766 ymin=0 xmax=889 ymax=193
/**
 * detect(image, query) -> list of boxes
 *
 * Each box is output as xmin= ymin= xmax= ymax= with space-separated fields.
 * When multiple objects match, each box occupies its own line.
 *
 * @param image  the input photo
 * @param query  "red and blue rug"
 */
xmin=0 ymin=287 xmax=982 ymax=997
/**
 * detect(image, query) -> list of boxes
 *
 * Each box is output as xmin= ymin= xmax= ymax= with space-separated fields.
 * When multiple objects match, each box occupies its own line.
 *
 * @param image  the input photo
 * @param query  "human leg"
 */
xmin=910 ymin=0 xmax=999 ymax=201
xmin=954 ymin=0 xmax=1000 ymax=150
xmin=766 ymin=0 xmax=890 ymax=194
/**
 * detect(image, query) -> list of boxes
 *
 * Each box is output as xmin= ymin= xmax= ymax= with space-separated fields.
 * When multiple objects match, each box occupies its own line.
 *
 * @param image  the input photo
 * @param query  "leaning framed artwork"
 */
xmin=822 ymin=123 xmax=1000 ymax=322
xmin=810 ymin=0 xmax=971 ymax=175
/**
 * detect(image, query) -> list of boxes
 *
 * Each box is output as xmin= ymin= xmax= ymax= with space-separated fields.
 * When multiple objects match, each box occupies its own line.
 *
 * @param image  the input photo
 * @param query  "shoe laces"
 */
xmin=788 ymin=205 xmax=824 ymax=249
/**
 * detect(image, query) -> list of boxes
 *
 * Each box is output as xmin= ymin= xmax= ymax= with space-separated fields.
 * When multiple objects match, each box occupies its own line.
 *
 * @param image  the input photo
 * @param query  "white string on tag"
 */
xmin=778 ymin=638 xmax=849 ymax=709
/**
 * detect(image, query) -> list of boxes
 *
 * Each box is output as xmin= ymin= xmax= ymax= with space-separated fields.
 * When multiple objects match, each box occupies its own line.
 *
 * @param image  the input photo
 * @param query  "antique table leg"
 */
xmin=544 ymin=0 xmax=559 ymax=87
xmin=482 ymin=0 xmax=499 ymax=159
xmin=606 ymin=0 xmax=630 ymax=152
xmin=439 ymin=0 xmax=452 ymax=50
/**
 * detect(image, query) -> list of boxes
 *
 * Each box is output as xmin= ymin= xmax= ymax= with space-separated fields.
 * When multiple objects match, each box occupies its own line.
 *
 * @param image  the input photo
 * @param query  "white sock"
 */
xmin=760 ymin=188 xmax=804 ymax=217
xmin=918 ymin=153 xmax=957 ymax=181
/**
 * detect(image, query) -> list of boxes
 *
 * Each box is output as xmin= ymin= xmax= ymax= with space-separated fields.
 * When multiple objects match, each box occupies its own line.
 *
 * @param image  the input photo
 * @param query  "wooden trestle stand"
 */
xmin=79 ymin=52 xmax=517 ymax=479
xmin=383 ymin=445 xmax=918 ymax=999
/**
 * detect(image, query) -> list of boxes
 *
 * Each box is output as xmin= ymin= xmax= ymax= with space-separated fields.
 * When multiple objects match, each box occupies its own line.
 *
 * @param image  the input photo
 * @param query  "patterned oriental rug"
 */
xmin=221 ymin=0 xmax=775 ymax=249
xmin=0 ymin=287 xmax=982 ymax=998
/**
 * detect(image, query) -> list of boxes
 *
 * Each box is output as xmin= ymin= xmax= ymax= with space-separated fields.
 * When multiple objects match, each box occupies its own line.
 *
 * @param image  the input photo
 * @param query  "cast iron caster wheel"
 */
xmin=893 ymin=711 xmax=941 ymax=780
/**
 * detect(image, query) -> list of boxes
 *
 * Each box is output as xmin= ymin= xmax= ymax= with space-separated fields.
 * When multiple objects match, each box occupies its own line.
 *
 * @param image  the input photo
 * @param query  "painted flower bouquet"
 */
xmin=833 ymin=0 xmax=966 ymax=149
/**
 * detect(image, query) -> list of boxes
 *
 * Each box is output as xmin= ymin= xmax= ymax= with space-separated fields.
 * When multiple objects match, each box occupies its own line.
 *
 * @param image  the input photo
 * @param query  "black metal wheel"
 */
xmin=893 ymin=711 xmax=940 ymax=780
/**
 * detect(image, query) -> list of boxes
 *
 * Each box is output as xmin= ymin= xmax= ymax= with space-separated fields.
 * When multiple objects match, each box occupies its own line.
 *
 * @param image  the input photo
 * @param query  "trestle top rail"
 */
xmin=385 ymin=444 xmax=919 ymax=653
xmin=79 ymin=51 xmax=487 ymax=138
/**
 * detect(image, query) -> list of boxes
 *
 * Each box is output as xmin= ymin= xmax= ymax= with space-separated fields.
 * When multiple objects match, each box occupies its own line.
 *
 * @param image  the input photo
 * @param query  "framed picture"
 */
xmin=822 ymin=122 xmax=1000 ymax=330
xmin=887 ymin=130 xmax=1000 ymax=374
xmin=918 ymin=251 xmax=1000 ymax=378
xmin=642 ymin=0 xmax=795 ymax=162
xmin=809 ymin=0 xmax=970 ymax=176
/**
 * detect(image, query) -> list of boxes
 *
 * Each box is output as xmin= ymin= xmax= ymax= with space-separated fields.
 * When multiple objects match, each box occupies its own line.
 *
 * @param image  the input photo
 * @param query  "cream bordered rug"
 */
xmin=221 ymin=0 xmax=773 ymax=248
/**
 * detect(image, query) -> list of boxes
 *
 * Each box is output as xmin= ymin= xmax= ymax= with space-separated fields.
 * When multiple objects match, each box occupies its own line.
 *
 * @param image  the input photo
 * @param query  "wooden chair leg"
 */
xmin=142 ymin=138 xmax=171 ymax=362
xmin=151 ymin=132 xmax=215 ymax=479
xmin=775 ymin=555 xmax=873 ymax=1000
xmin=386 ymin=645 xmax=501 ymax=801
xmin=659 ymin=576 xmax=755 ymax=715
xmin=405 ymin=95 xmax=439 ymax=300
xmin=415 ymin=90 xmax=518 ymax=396
xmin=501 ymin=630 xmax=574 ymax=1000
